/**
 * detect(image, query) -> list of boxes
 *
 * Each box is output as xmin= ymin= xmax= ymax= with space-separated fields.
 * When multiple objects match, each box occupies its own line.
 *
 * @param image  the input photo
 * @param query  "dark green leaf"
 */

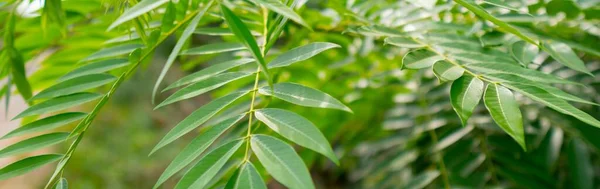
xmin=2 ymin=112 xmax=86 ymax=139
xmin=0 ymin=154 xmax=63 ymax=180
xmin=484 ymin=84 xmax=525 ymax=150
xmin=567 ymin=139 xmax=593 ymax=189
xmin=164 ymin=59 xmax=254 ymax=90
xmin=510 ymin=41 xmax=538 ymax=66
xmin=31 ymin=74 xmax=116 ymax=100
xmin=0 ymin=133 xmax=69 ymax=158
xmin=60 ymin=59 xmax=129 ymax=81
xmin=450 ymin=75 xmax=484 ymax=126
xmin=14 ymin=93 xmax=102 ymax=120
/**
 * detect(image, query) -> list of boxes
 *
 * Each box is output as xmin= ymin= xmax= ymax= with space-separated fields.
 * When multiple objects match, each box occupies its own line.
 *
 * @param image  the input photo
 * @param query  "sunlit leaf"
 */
xmin=466 ymin=63 xmax=577 ymax=85
xmin=14 ymin=93 xmax=102 ymax=120
xmin=255 ymin=108 xmax=339 ymax=164
xmin=483 ymin=84 xmax=525 ymax=150
xmin=31 ymin=74 xmax=116 ymax=100
xmin=175 ymin=140 xmax=243 ymax=189
xmin=0 ymin=154 xmax=63 ymax=180
xmin=60 ymin=59 xmax=129 ymax=81
xmin=402 ymin=49 xmax=443 ymax=69
xmin=224 ymin=162 xmax=266 ymax=189
xmin=156 ymin=72 xmax=252 ymax=109
xmin=108 ymin=0 xmax=169 ymax=30
xmin=450 ymin=75 xmax=484 ymax=126
xmin=0 ymin=133 xmax=69 ymax=158
xmin=81 ymin=44 xmax=144 ymax=62
xmin=432 ymin=60 xmax=464 ymax=82
xmin=221 ymin=5 xmax=272 ymax=88
xmin=252 ymin=0 xmax=311 ymax=29
xmin=150 ymin=91 xmax=248 ymax=154
xmin=154 ymin=115 xmax=244 ymax=189
xmin=2 ymin=112 xmax=86 ymax=139
xmin=180 ymin=43 xmax=246 ymax=55
xmin=542 ymin=41 xmax=592 ymax=75
xmin=385 ymin=37 xmax=425 ymax=48
xmin=268 ymin=42 xmax=340 ymax=68
xmin=251 ymin=134 xmax=315 ymax=189
xmin=152 ymin=1 xmax=214 ymax=103
xmin=258 ymin=82 xmax=352 ymax=112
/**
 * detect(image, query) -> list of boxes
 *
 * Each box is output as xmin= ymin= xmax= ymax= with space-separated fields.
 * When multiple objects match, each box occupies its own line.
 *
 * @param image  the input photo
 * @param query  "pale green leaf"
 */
xmin=165 ymin=58 xmax=254 ymax=91
xmin=268 ymin=42 xmax=341 ymax=68
xmin=450 ymin=75 xmax=484 ymax=126
xmin=466 ymin=63 xmax=578 ymax=85
xmin=258 ymin=82 xmax=351 ymax=112
xmin=221 ymin=5 xmax=272 ymax=88
xmin=402 ymin=49 xmax=443 ymax=69
xmin=402 ymin=171 xmax=440 ymax=189
xmin=252 ymin=0 xmax=311 ymax=29
xmin=156 ymin=72 xmax=252 ymax=109
xmin=504 ymin=83 xmax=600 ymax=128
xmin=175 ymin=140 xmax=243 ymax=189
xmin=542 ymin=41 xmax=592 ymax=75
xmin=251 ymin=134 xmax=315 ymax=189
xmin=154 ymin=115 xmax=244 ymax=189
xmin=31 ymin=74 xmax=116 ymax=100
xmin=510 ymin=41 xmax=538 ymax=66
xmin=568 ymin=139 xmax=593 ymax=189
xmin=483 ymin=84 xmax=525 ymax=150
xmin=81 ymin=44 xmax=144 ymax=62
xmin=385 ymin=37 xmax=425 ymax=48
xmin=0 ymin=154 xmax=63 ymax=180
xmin=150 ymin=91 xmax=248 ymax=154
xmin=153 ymin=1 xmax=214 ymax=104
xmin=0 ymin=133 xmax=69 ymax=158
xmin=453 ymin=0 xmax=538 ymax=45
xmin=485 ymin=73 xmax=597 ymax=105
xmin=2 ymin=112 xmax=86 ymax=139
xmin=180 ymin=43 xmax=246 ymax=55
xmin=107 ymin=0 xmax=169 ymax=30
xmin=432 ymin=60 xmax=464 ymax=82
xmin=60 ymin=59 xmax=129 ymax=81
xmin=255 ymin=108 xmax=339 ymax=164
xmin=194 ymin=27 xmax=233 ymax=36
xmin=224 ymin=162 xmax=266 ymax=189
xmin=13 ymin=93 xmax=102 ymax=120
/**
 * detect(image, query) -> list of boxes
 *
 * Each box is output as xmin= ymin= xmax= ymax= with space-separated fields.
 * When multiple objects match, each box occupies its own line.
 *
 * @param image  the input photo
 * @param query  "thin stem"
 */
xmin=428 ymin=130 xmax=451 ymax=189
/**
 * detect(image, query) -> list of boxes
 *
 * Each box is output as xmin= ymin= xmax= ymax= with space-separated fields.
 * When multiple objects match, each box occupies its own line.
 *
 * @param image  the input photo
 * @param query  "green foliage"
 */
xmin=1 ymin=0 xmax=600 ymax=188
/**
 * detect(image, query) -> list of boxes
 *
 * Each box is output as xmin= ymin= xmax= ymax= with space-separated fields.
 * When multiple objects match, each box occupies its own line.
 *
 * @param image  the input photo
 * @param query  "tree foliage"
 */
xmin=1 ymin=0 xmax=599 ymax=188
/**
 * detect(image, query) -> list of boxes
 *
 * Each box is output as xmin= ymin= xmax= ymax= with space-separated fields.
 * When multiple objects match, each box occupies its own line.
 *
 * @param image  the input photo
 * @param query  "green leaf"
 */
xmin=258 ymin=82 xmax=351 ymax=112
xmin=55 ymin=178 xmax=68 ymax=189
xmin=255 ymin=108 xmax=339 ymax=164
xmin=224 ymin=162 xmax=267 ymax=189
xmin=483 ymin=84 xmax=525 ymax=150
xmin=175 ymin=139 xmax=243 ymax=189
xmin=251 ymin=0 xmax=311 ymax=29
xmin=152 ymin=1 xmax=214 ymax=104
xmin=161 ymin=2 xmax=176 ymax=32
xmin=107 ymin=0 xmax=169 ymax=30
xmin=402 ymin=49 xmax=443 ymax=69
xmin=251 ymin=134 xmax=315 ymax=189
xmin=510 ymin=41 xmax=538 ymax=66
xmin=0 ymin=154 xmax=63 ymax=180
xmin=31 ymin=74 xmax=116 ymax=100
xmin=268 ymin=42 xmax=341 ymax=68
xmin=153 ymin=115 xmax=244 ymax=189
xmin=450 ymin=75 xmax=484 ymax=126
xmin=150 ymin=90 xmax=249 ymax=154
xmin=180 ymin=42 xmax=246 ymax=55
xmin=13 ymin=93 xmax=102 ymax=120
xmin=567 ymin=139 xmax=593 ymax=189
xmin=402 ymin=171 xmax=440 ymax=189
xmin=431 ymin=126 xmax=474 ymax=153
xmin=221 ymin=5 xmax=272 ymax=88
xmin=194 ymin=27 xmax=233 ymax=36
xmin=384 ymin=37 xmax=425 ymax=48
xmin=7 ymin=48 xmax=32 ymax=101
xmin=504 ymin=83 xmax=600 ymax=128
xmin=81 ymin=43 xmax=144 ymax=62
xmin=485 ymin=73 xmax=597 ymax=105
xmin=432 ymin=61 xmax=464 ymax=82
xmin=156 ymin=72 xmax=252 ymax=109
xmin=542 ymin=41 xmax=592 ymax=75
xmin=453 ymin=0 xmax=538 ymax=45
xmin=2 ymin=112 xmax=86 ymax=139
xmin=165 ymin=58 xmax=254 ymax=91
xmin=466 ymin=63 xmax=577 ymax=85
xmin=60 ymin=59 xmax=129 ymax=81
xmin=0 ymin=132 xmax=69 ymax=158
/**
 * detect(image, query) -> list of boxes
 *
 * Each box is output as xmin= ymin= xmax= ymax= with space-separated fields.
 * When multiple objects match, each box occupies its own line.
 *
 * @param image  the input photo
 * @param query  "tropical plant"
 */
xmin=0 ymin=0 xmax=599 ymax=188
